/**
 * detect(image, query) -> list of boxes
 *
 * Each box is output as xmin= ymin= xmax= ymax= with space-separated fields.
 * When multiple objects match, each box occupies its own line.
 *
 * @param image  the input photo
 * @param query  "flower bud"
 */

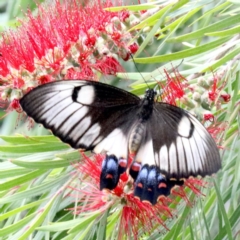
xmin=10 ymin=89 xmax=22 ymax=101
xmin=1 ymin=88 xmax=12 ymax=100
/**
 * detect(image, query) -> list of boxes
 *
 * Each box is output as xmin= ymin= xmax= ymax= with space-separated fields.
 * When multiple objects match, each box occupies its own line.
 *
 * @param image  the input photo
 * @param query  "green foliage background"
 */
xmin=0 ymin=0 xmax=239 ymax=239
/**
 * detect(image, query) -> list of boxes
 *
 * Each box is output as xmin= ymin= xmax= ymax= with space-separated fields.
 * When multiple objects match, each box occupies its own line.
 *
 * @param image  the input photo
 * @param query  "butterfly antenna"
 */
xmin=130 ymin=53 xmax=150 ymax=89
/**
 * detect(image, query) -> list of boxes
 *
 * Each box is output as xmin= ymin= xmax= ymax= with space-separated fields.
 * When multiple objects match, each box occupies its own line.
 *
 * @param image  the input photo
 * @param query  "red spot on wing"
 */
xmin=158 ymin=182 xmax=167 ymax=188
xmin=119 ymin=159 xmax=127 ymax=168
xmin=106 ymin=174 xmax=113 ymax=179
xmin=131 ymin=162 xmax=141 ymax=172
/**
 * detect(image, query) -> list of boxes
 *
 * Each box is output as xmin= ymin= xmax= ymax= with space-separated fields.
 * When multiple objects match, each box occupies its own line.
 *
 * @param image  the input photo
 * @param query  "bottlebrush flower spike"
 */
xmin=160 ymin=68 xmax=188 ymax=105
xmin=0 ymin=0 xmax=156 ymax=111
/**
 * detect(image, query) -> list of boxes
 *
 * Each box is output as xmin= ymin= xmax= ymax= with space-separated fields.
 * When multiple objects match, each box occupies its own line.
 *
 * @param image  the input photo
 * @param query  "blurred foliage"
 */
xmin=0 ymin=0 xmax=240 ymax=240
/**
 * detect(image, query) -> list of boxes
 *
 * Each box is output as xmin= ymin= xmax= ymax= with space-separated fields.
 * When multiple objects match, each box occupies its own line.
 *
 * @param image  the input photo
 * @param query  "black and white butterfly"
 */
xmin=20 ymin=80 xmax=221 ymax=205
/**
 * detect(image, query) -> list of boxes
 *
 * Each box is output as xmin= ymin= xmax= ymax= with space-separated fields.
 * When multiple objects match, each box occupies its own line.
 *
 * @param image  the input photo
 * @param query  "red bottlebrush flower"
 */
xmin=183 ymin=178 xmax=207 ymax=196
xmin=220 ymin=93 xmax=231 ymax=102
xmin=65 ymin=66 xmax=94 ymax=80
xmin=207 ymin=121 xmax=226 ymax=147
xmin=203 ymin=111 xmax=215 ymax=121
xmin=38 ymin=75 xmax=52 ymax=85
xmin=208 ymin=90 xmax=216 ymax=102
xmin=1 ymin=0 xmax=149 ymax=110
xmin=140 ymin=10 xmax=147 ymax=14
xmin=13 ymin=78 xmax=25 ymax=89
xmin=0 ymin=55 xmax=9 ymax=77
xmin=207 ymin=72 xmax=230 ymax=104
xmin=118 ymin=194 xmax=174 ymax=239
xmin=84 ymin=35 xmax=97 ymax=48
xmin=111 ymin=31 xmax=122 ymax=41
xmin=208 ymin=73 xmax=218 ymax=102
xmin=161 ymin=68 xmax=188 ymax=105
xmin=129 ymin=42 xmax=139 ymax=54
xmin=9 ymin=99 xmax=22 ymax=112
xmin=95 ymin=56 xmax=124 ymax=75
xmin=1 ymin=32 xmax=36 ymax=72
xmin=119 ymin=10 xmax=130 ymax=22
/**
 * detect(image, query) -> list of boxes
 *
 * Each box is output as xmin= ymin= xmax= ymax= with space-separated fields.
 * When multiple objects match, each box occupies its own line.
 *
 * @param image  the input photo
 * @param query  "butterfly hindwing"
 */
xmin=149 ymin=103 xmax=221 ymax=179
xmin=20 ymin=80 xmax=140 ymax=153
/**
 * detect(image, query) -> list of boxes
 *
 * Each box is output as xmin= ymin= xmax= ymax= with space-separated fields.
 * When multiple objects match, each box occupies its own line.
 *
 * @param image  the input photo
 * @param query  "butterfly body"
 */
xmin=20 ymin=80 xmax=221 ymax=204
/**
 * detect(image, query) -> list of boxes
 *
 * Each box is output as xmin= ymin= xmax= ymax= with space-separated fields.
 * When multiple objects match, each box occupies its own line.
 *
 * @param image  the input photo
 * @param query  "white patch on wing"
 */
xmin=93 ymin=136 xmax=104 ymax=145
xmin=69 ymin=81 xmax=87 ymax=87
xmin=169 ymin=142 xmax=177 ymax=174
xmin=192 ymin=127 xmax=207 ymax=169
xmin=49 ymin=81 xmax=87 ymax=91
xmin=50 ymin=84 xmax=75 ymax=91
xmin=48 ymin=102 xmax=81 ymax=129
xmin=190 ymin=116 xmax=209 ymax=141
xmin=34 ymin=92 xmax=59 ymax=108
xmin=79 ymin=123 xmax=101 ymax=147
xmin=176 ymin=137 xmax=186 ymax=175
xmin=77 ymin=85 xmax=95 ymax=105
xmin=154 ymin=153 xmax=160 ymax=167
xmin=94 ymin=128 xmax=128 ymax=159
xmin=58 ymin=106 xmax=88 ymax=135
xmin=43 ymin=97 xmax=73 ymax=124
xmin=137 ymin=140 xmax=155 ymax=166
xmin=178 ymin=115 xmax=191 ymax=137
xmin=189 ymin=136 xmax=202 ymax=172
xmin=37 ymin=90 xmax=73 ymax=115
xmin=69 ymin=116 xmax=91 ymax=142
xmin=182 ymin=137 xmax=195 ymax=173
xmin=159 ymin=145 xmax=168 ymax=173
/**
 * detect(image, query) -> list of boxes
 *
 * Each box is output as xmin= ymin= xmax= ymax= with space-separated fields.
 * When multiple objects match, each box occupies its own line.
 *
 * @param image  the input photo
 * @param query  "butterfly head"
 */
xmin=144 ymin=89 xmax=157 ymax=102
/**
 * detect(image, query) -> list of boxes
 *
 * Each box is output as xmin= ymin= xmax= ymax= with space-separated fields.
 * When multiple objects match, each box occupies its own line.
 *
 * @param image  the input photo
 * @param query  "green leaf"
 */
xmin=37 ymin=219 xmax=82 ymax=232
xmin=96 ymin=209 xmax=109 ymax=240
xmin=0 ymin=198 xmax=48 ymax=221
xmin=0 ymin=173 xmax=69 ymax=204
xmin=214 ymin=180 xmax=233 ymax=240
xmin=68 ymin=212 xmax=101 ymax=234
xmin=206 ymin=25 xmax=240 ymax=37
xmin=17 ymin=188 xmax=63 ymax=240
xmin=168 ymin=15 xmax=240 ymax=42
xmin=129 ymin=3 xmax=174 ymax=31
xmin=0 ymin=212 xmax=38 ymax=237
xmin=0 ymin=135 xmax=61 ymax=144
xmin=12 ymin=157 xmax=75 ymax=169
xmin=0 ymin=167 xmax=31 ymax=179
xmin=0 ymin=142 xmax=69 ymax=153
xmin=105 ymin=4 xmax=158 ymax=12
xmin=0 ymin=169 xmax=47 ymax=191
xmin=134 ymin=36 xmax=230 ymax=63
xmin=201 ymin=46 xmax=240 ymax=72
xmin=134 ymin=4 xmax=173 ymax=57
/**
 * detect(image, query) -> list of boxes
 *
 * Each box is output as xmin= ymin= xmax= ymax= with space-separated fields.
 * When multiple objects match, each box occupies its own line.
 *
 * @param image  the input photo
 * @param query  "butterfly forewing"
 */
xmin=20 ymin=80 xmax=140 ymax=152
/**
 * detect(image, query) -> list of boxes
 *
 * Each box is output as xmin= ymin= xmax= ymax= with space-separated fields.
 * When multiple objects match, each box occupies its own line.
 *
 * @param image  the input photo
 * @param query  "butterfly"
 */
xmin=20 ymin=80 xmax=221 ymax=205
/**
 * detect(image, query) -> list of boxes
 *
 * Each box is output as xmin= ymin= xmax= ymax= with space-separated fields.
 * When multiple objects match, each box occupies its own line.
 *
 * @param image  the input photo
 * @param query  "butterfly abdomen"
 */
xmin=128 ymin=123 xmax=145 ymax=154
